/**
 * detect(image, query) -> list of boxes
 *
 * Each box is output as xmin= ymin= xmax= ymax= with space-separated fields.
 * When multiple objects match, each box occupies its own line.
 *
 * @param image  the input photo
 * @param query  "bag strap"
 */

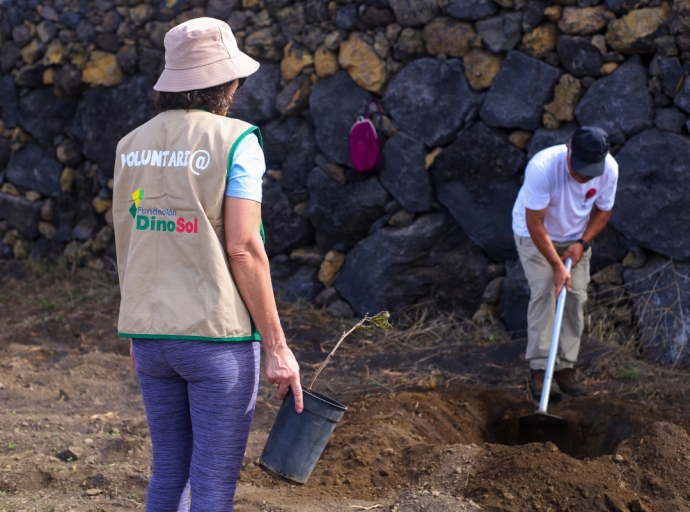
xmin=365 ymin=97 xmax=382 ymax=120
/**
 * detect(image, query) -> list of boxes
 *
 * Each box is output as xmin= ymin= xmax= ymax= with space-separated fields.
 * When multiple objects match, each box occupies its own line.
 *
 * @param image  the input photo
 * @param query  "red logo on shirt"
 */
xmin=586 ymin=188 xmax=596 ymax=199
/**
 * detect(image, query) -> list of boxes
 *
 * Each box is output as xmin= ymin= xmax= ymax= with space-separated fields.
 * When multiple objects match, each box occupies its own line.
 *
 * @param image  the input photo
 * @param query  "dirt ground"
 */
xmin=2 ymin=260 xmax=690 ymax=512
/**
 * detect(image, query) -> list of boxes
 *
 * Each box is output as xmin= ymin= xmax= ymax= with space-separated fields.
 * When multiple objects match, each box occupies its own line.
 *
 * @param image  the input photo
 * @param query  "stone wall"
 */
xmin=2 ymin=0 xmax=690 ymax=362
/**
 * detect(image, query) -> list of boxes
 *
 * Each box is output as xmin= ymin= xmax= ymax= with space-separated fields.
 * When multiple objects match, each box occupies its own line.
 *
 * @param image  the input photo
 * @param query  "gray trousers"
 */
xmin=515 ymin=234 xmax=591 ymax=371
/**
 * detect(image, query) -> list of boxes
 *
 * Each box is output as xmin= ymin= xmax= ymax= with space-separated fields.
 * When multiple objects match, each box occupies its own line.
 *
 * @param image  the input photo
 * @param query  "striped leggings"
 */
xmin=132 ymin=338 xmax=260 ymax=512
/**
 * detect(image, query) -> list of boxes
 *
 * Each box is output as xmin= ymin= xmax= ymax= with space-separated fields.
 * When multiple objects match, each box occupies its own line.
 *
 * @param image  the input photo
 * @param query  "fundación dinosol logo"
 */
xmin=129 ymin=188 xmax=199 ymax=234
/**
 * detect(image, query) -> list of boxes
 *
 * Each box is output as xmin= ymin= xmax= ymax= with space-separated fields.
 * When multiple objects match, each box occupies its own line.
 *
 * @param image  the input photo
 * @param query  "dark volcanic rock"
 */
xmin=447 ymin=0 xmax=498 ymax=21
xmin=18 ymin=88 xmax=78 ymax=147
xmin=6 ymin=144 xmax=62 ymax=197
xmin=334 ymin=213 xmax=489 ymax=316
xmin=72 ymin=204 xmax=99 ymax=241
xmin=335 ymin=4 xmax=358 ymax=30
xmin=360 ymin=7 xmax=396 ymax=28
xmin=480 ymin=51 xmax=562 ymax=131
xmin=0 ymin=76 xmax=19 ymax=129
xmin=393 ymin=28 xmax=426 ymax=63
xmin=432 ymin=122 xmax=525 ymax=261
xmin=522 ymin=0 xmax=548 ymax=33
xmin=277 ymin=3 xmax=306 ymax=40
xmin=271 ymin=258 xmax=324 ymax=302
xmin=117 ymin=45 xmax=138 ymax=75
xmin=0 ymin=138 xmax=10 ymax=173
xmin=0 ymin=243 xmax=12 ymax=260
xmin=74 ymin=76 xmax=157 ymax=177
xmin=138 ymin=47 xmax=164 ymax=85
xmin=207 ymin=0 xmax=241 ymax=19
xmin=590 ymin=224 xmax=630 ymax=273
xmin=610 ymin=128 xmax=690 ymax=260
xmin=574 ymin=56 xmax=653 ymax=144
xmin=380 ymin=132 xmax=432 ymax=213
xmin=672 ymin=71 xmax=690 ymax=114
xmin=305 ymin=0 xmax=329 ymax=24
xmin=557 ymin=36 xmax=603 ymax=77
xmin=262 ymin=116 xmax=316 ymax=190
xmin=53 ymin=64 xmax=83 ymax=96
xmin=654 ymin=107 xmax=686 ymax=133
xmin=31 ymin=238 xmax=62 ymax=262
xmin=605 ymin=0 xmax=654 ymax=14
xmin=14 ymin=63 xmax=45 ymax=88
xmin=382 ymin=58 xmax=481 ymax=147
xmin=624 ymin=256 xmax=690 ymax=365
xmin=1 ymin=42 xmax=20 ymax=74
xmin=650 ymin=55 xmax=684 ymax=98
xmin=275 ymin=75 xmax=311 ymax=116
xmin=156 ymin=0 xmax=192 ymax=21
xmin=0 ymin=192 xmax=42 ymax=239
xmin=53 ymin=192 xmax=78 ymax=243
xmin=310 ymin=71 xmax=369 ymax=166
xmin=262 ymin=183 xmax=314 ymax=257
xmin=526 ymin=123 xmax=579 ymax=160
xmin=306 ymin=167 xmax=389 ymax=250
xmin=476 ymin=12 xmax=522 ymax=53
xmin=389 ymin=0 xmax=439 ymax=27
xmin=498 ymin=259 xmax=530 ymax=334
xmin=58 ymin=11 xmax=81 ymax=29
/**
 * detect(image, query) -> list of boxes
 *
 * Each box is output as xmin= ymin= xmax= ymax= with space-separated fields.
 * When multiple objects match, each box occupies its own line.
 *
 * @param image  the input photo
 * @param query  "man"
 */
xmin=512 ymin=126 xmax=618 ymax=399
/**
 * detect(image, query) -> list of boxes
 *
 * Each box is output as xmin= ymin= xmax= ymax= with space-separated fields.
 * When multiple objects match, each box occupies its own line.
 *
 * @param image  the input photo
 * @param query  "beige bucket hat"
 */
xmin=154 ymin=17 xmax=259 ymax=92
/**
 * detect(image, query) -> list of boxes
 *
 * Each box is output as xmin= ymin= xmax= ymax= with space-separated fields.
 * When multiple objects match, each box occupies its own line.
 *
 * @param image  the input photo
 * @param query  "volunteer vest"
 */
xmin=113 ymin=109 xmax=261 ymax=342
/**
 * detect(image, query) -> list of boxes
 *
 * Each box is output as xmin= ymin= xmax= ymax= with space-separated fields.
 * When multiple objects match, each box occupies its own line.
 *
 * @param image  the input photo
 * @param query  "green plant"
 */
xmin=40 ymin=298 xmax=61 ymax=310
xmin=619 ymin=365 xmax=641 ymax=380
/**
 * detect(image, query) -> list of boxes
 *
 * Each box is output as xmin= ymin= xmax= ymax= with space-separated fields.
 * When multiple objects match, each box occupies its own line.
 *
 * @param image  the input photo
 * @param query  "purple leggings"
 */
xmin=132 ymin=338 xmax=260 ymax=512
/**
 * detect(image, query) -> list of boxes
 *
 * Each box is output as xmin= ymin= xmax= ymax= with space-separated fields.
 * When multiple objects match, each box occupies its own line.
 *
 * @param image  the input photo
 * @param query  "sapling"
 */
xmin=307 ymin=311 xmax=392 ymax=391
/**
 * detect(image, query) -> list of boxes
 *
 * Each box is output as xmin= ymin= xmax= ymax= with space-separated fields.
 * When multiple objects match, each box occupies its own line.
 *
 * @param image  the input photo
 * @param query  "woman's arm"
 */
xmin=223 ymin=196 xmax=303 ymax=413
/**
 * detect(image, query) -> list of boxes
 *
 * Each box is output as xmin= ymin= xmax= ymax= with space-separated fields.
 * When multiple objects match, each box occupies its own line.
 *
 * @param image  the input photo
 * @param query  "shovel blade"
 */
xmin=518 ymin=411 xmax=569 ymax=449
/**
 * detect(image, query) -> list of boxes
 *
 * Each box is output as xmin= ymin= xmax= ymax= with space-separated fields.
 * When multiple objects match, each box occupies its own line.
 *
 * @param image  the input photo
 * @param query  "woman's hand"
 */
xmin=265 ymin=343 xmax=303 ymax=413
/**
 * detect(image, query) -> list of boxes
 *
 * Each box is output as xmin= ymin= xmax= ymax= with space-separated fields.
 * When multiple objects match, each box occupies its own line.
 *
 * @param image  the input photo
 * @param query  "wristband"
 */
xmin=577 ymin=238 xmax=590 ymax=251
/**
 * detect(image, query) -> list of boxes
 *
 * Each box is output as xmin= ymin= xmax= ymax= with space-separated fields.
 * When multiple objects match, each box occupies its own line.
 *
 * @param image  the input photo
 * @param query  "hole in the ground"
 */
xmin=326 ymin=387 xmax=668 ymax=462
xmin=488 ymin=394 xmax=664 ymax=459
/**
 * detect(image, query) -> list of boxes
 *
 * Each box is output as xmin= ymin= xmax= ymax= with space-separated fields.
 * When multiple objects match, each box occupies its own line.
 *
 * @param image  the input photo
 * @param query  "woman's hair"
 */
xmin=152 ymin=80 xmax=236 ymax=116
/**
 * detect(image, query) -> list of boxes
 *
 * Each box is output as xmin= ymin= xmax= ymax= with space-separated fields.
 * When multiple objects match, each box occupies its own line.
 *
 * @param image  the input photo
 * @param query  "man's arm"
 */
xmin=581 ymin=205 xmax=611 ymax=244
xmin=560 ymin=205 xmax=612 ymax=268
xmin=224 ymin=196 xmax=303 ymax=413
xmin=525 ymin=207 xmax=572 ymax=297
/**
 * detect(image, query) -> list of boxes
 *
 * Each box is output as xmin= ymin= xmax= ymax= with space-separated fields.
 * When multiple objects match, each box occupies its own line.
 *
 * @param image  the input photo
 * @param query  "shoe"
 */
xmin=554 ymin=368 xmax=588 ymax=396
xmin=530 ymin=370 xmax=561 ymax=400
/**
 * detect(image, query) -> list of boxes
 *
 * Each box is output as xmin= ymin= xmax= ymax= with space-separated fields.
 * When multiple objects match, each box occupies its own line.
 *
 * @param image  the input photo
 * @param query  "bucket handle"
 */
xmin=307 ymin=311 xmax=392 ymax=391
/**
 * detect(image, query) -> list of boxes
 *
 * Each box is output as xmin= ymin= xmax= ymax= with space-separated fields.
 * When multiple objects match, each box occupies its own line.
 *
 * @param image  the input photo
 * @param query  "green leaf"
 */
xmin=369 ymin=311 xmax=392 ymax=332
xmin=358 ymin=323 xmax=377 ymax=335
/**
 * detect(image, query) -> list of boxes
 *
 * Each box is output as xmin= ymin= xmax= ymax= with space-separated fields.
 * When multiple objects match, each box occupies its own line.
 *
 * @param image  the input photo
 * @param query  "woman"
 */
xmin=112 ymin=17 xmax=303 ymax=511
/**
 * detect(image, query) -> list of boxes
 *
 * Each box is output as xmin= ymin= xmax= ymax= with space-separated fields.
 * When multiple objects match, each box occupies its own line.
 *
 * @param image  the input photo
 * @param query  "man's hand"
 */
xmin=553 ymin=262 xmax=572 ymax=298
xmin=130 ymin=339 xmax=136 ymax=370
xmin=265 ymin=343 xmax=304 ymax=413
xmin=561 ymin=242 xmax=584 ymax=268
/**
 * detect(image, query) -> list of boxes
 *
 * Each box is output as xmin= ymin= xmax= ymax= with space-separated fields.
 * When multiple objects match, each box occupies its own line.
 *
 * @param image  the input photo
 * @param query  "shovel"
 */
xmin=518 ymin=257 xmax=572 ymax=447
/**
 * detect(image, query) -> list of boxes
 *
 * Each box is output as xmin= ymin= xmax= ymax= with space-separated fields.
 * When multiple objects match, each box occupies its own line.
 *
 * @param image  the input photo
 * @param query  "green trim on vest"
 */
xmin=226 ymin=125 xmax=261 ymax=183
xmin=118 ymin=332 xmax=262 ymax=342
xmin=224 ymin=124 xmax=264 ymax=341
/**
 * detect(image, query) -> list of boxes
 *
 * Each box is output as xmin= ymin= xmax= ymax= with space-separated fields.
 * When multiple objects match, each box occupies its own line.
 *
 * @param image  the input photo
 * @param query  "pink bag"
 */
xmin=349 ymin=99 xmax=383 ymax=173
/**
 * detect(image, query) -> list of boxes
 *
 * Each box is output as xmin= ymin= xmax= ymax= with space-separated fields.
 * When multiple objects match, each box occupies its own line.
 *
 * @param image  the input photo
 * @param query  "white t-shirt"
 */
xmin=512 ymin=144 xmax=618 ymax=242
xmin=225 ymin=133 xmax=265 ymax=203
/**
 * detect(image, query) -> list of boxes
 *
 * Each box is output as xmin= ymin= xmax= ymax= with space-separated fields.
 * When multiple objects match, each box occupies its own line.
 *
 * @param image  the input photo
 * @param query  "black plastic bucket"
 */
xmin=259 ymin=387 xmax=347 ymax=484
